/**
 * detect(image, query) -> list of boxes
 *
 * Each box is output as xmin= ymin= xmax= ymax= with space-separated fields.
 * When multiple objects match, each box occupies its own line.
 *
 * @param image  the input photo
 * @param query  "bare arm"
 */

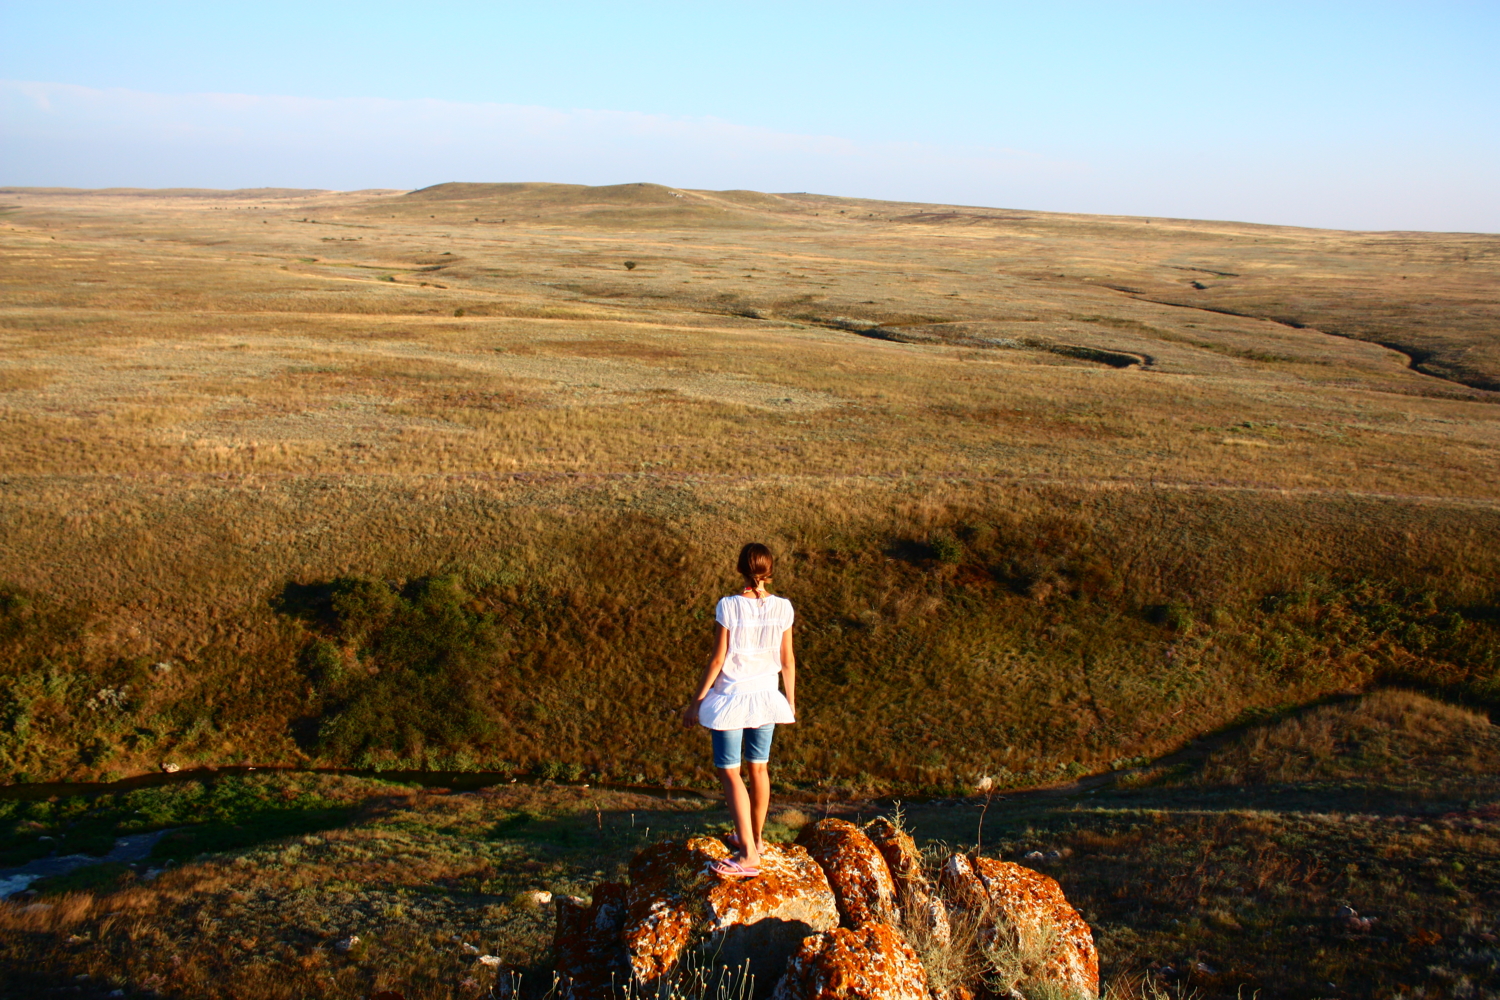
xmin=681 ymin=623 xmax=730 ymax=728
xmin=780 ymin=627 xmax=796 ymax=720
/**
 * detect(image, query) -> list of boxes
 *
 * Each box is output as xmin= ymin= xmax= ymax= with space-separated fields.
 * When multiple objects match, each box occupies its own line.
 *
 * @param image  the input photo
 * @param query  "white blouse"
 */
xmin=697 ymin=594 xmax=797 ymax=731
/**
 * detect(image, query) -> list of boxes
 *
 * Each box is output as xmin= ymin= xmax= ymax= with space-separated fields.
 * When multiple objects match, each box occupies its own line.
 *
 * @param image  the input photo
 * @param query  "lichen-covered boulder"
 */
xmin=864 ymin=817 xmax=950 ymax=945
xmin=622 ymin=836 xmax=839 ymax=995
xmin=795 ymin=819 xmax=898 ymax=928
xmin=863 ymin=817 xmax=925 ymax=901
xmin=553 ymin=882 xmax=630 ymax=1000
xmin=939 ymin=854 xmax=1098 ymax=999
xmin=770 ymin=923 xmax=929 ymax=1000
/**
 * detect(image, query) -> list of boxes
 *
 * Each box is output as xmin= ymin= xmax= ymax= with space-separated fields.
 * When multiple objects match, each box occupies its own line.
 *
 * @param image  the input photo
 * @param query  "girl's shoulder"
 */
xmin=713 ymin=594 xmax=739 ymax=625
xmin=716 ymin=593 xmax=793 ymax=613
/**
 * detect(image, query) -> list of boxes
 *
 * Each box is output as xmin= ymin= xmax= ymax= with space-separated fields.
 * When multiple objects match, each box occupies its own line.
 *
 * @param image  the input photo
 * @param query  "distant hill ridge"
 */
xmin=385 ymin=180 xmax=821 ymax=230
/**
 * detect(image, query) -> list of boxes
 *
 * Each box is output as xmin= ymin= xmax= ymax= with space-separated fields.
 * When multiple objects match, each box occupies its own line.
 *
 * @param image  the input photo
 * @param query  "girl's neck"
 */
xmin=742 ymin=582 xmax=768 ymax=599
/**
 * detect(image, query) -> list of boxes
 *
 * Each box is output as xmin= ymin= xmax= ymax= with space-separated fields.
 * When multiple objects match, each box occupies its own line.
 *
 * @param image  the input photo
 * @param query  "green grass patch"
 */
xmin=0 ymin=773 xmax=396 ymax=865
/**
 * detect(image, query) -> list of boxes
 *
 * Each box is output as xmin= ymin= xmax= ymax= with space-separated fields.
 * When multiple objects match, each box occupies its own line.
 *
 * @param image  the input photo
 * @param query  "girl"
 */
xmin=681 ymin=542 xmax=796 ymax=878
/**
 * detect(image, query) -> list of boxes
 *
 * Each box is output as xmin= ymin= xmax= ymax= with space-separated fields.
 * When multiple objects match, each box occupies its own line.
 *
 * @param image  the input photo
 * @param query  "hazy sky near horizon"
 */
xmin=2 ymin=1 xmax=1497 ymax=231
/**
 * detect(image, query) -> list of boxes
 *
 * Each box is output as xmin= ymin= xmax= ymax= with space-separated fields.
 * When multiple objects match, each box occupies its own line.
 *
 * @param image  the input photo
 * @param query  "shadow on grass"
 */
xmin=15 ymin=803 xmax=363 ymax=896
xmin=0 ymin=773 xmax=400 ymax=872
xmin=148 ymin=804 xmax=361 ymax=862
xmin=482 ymin=802 xmax=728 ymax=859
xmin=29 ymin=861 xmax=135 ymax=896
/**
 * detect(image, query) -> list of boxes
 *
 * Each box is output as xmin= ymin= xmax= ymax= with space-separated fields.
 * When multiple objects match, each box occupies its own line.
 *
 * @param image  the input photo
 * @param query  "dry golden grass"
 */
xmin=3 ymin=690 xmax=1495 ymax=999
xmin=895 ymin=689 xmax=1500 ymax=1000
xmin=1199 ymin=689 xmax=1500 ymax=787
xmin=0 ymin=184 xmax=1497 ymax=792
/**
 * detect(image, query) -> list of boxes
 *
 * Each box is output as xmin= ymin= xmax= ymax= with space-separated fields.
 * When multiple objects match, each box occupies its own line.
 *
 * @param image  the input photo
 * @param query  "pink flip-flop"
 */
xmin=711 ymin=858 xmax=760 ymax=878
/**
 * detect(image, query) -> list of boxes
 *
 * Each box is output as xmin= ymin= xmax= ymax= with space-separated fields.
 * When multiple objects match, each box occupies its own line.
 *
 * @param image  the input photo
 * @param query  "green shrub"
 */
xmin=930 ymin=531 xmax=964 ymax=564
xmin=299 ymin=638 xmax=345 ymax=691
xmin=282 ymin=576 xmax=506 ymax=763
xmin=328 ymin=578 xmax=399 ymax=643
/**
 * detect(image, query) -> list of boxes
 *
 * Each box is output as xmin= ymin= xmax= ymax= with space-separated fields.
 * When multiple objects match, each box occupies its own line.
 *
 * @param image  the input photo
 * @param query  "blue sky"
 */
xmin=2 ymin=1 xmax=1497 ymax=230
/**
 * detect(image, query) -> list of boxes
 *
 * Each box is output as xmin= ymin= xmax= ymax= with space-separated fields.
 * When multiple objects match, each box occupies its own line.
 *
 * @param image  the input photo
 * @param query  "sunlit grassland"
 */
xmin=0 ymin=184 xmax=1497 ymax=794
xmin=2 ymin=476 xmax=1497 ymax=794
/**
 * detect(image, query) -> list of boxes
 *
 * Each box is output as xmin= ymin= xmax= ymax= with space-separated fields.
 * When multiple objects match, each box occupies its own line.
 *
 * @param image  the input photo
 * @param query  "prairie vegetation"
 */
xmin=1 ymin=183 xmax=1498 ymax=795
xmin=1 ymin=690 xmax=1495 ymax=998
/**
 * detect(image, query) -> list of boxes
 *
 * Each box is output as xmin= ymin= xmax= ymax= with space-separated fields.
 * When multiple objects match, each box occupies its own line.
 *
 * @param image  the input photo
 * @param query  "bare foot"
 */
xmin=726 ymin=833 xmax=769 ymax=855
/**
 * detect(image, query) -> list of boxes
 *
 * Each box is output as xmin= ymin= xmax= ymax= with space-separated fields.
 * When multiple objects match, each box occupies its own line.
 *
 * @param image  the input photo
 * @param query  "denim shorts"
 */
xmin=711 ymin=723 xmax=776 ymax=768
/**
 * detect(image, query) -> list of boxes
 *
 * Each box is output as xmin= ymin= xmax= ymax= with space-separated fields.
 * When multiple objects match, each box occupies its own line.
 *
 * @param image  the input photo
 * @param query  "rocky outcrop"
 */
xmin=621 ymin=836 xmax=839 ymax=995
xmin=553 ymin=882 xmax=630 ymax=999
xmin=864 ymin=817 xmax=950 ymax=946
xmin=770 ymin=923 xmax=929 ymax=1000
xmin=551 ymin=824 xmax=1101 ymax=1000
xmin=939 ymin=854 xmax=1099 ymax=999
xmin=795 ymin=819 xmax=898 ymax=928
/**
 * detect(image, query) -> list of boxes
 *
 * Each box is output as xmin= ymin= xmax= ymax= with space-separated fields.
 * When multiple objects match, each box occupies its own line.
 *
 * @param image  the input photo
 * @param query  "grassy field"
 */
xmin=0 ymin=183 xmax=1497 ymax=798
xmin=0 ymin=689 xmax=1495 ymax=998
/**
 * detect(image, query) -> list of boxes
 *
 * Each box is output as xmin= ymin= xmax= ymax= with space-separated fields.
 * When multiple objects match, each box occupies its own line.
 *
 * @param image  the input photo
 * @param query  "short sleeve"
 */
xmin=780 ymin=598 xmax=795 ymax=629
xmin=714 ymin=596 xmax=734 ymax=628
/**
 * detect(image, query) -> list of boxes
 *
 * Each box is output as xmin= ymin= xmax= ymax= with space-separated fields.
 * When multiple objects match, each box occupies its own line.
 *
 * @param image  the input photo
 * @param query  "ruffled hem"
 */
xmin=699 ymin=690 xmax=795 ymax=730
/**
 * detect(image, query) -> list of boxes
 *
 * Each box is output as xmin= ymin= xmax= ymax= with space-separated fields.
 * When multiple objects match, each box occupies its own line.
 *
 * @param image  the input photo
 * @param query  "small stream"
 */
xmin=0 ymin=829 xmax=175 ymax=899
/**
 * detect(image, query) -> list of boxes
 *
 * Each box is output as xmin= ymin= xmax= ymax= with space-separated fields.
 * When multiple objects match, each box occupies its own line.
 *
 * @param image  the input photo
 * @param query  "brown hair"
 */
xmin=737 ymin=542 xmax=774 ymax=591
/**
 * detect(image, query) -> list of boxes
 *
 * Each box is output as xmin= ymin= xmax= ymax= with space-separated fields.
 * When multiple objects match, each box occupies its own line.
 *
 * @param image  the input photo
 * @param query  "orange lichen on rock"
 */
xmin=939 ymin=854 xmax=1099 ymax=999
xmin=553 ymin=882 xmax=630 ymax=1000
xmin=795 ymin=818 xmax=898 ymax=928
xmin=864 ymin=816 xmax=950 ymax=944
xmin=620 ymin=836 xmax=839 ymax=993
xmin=770 ymin=923 xmax=930 ymax=1000
xmin=863 ymin=817 xmax=924 ymax=898
xmin=929 ymin=987 xmax=977 ymax=1000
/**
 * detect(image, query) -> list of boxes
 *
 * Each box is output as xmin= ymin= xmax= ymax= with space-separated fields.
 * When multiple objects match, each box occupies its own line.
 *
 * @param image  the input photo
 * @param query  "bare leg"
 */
xmin=716 ymin=766 xmax=760 ymax=867
xmin=746 ymin=762 xmax=771 ymax=854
